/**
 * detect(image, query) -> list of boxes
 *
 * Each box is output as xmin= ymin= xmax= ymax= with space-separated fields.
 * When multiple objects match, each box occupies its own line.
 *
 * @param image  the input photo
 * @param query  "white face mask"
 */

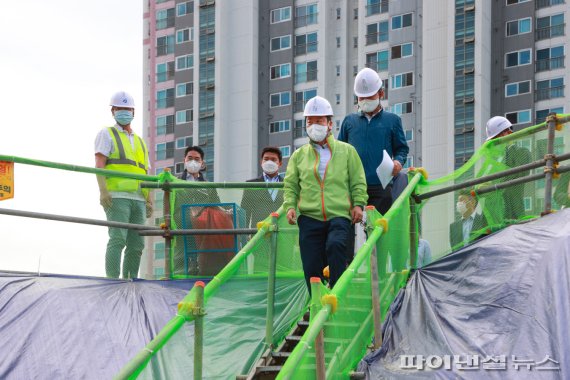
xmin=456 ymin=201 xmax=468 ymax=216
xmin=185 ymin=160 xmax=202 ymax=174
xmin=306 ymin=123 xmax=329 ymax=142
xmin=262 ymin=160 xmax=279 ymax=175
xmin=358 ymin=98 xmax=380 ymax=113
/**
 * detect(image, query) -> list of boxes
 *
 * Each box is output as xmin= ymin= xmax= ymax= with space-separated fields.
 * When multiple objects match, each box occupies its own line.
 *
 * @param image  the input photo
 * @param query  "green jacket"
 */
xmin=283 ymin=135 xmax=368 ymax=221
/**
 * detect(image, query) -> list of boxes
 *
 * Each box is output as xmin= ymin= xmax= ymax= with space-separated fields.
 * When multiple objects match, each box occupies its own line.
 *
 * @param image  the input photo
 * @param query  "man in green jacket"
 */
xmin=284 ymin=96 xmax=368 ymax=292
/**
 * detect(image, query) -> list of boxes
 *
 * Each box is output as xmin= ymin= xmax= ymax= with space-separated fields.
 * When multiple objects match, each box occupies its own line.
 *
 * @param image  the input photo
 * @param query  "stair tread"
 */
xmin=255 ymin=365 xmax=282 ymax=373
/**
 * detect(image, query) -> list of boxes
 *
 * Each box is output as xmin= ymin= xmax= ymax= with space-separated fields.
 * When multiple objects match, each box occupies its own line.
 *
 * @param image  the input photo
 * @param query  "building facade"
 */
xmin=141 ymin=0 xmax=567 ymax=278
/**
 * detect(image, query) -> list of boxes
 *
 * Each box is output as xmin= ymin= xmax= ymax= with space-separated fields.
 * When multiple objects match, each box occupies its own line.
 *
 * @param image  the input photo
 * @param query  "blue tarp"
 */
xmin=0 ymin=273 xmax=201 ymax=379
xmin=360 ymin=210 xmax=570 ymax=379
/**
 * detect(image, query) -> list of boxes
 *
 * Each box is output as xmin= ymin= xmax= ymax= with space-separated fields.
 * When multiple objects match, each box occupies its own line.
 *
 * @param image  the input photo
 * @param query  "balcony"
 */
xmin=155 ymin=149 xmax=175 ymax=161
xmin=294 ymin=13 xmax=318 ymax=28
xmin=365 ymin=60 xmax=388 ymax=72
xmin=156 ymin=44 xmax=174 ymax=57
xmin=156 ymin=97 xmax=174 ymax=109
xmin=535 ymin=85 xmax=565 ymax=101
xmin=294 ymin=70 xmax=318 ymax=84
xmin=294 ymin=100 xmax=307 ymax=113
xmin=156 ymin=17 xmax=174 ymax=30
xmin=293 ymin=125 xmax=308 ymax=139
xmin=536 ymin=0 xmax=565 ymax=9
xmin=535 ymin=56 xmax=565 ymax=72
xmin=365 ymin=31 xmax=388 ymax=46
xmin=365 ymin=1 xmax=389 ymax=16
xmin=157 ymin=124 xmax=175 ymax=136
xmin=535 ymin=24 xmax=565 ymax=41
xmin=294 ymin=41 xmax=318 ymax=56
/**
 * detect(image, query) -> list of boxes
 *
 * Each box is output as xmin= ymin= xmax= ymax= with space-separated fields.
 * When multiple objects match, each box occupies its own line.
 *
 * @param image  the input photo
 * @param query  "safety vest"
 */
xmin=105 ymin=126 xmax=149 ymax=197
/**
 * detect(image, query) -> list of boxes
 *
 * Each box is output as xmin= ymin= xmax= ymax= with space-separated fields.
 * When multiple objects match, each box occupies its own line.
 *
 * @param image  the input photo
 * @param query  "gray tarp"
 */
xmin=0 ymin=274 xmax=199 ymax=379
xmin=360 ymin=210 xmax=570 ymax=379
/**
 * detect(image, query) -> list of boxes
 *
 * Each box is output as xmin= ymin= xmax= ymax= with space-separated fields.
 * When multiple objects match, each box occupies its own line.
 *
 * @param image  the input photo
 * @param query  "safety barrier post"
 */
xmin=162 ymin=178 xmax=172 ymax=279
xmin=265 ymin=212 xmax=279 ymax=349
xmin=409 ymin=190 xmax=418 ymax=269
xmin=543 ymin=113 xmax=557 ymax=214
xmin=366 ymin=206 xmax=383 ymax=350
xmin=194 ymin=281 xmax=206 ymax=380
xmin=310 ymin=278 xmax=326 ymax=380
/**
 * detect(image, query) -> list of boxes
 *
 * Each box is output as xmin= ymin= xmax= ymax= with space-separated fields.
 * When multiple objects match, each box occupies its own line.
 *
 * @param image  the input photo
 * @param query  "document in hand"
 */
xmin=375 ymin=150 xmax=394 ymax=190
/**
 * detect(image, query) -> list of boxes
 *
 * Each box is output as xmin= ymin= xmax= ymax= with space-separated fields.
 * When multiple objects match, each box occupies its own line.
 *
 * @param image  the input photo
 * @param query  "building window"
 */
xmin=156 ymin=8 xmax=175 ymax=30
xmin=391 ymin=13 xmax=412 ymax=30
xmin=294 ymin=119 xmax=308 ymax=138
xmin=506 ymin=0 xmax=531 ymax=4
xmin=270 ymin=35 xmax=291 ymax=52
xmin=335 ymin=94 xmax=341 ymax=105
xmin=155 ymin=191 xmax=164 ymax=204
xmin=536 ymin=0 xmax=566 ymax=10
xmin=506 ymin=17 xmax=531 ymax=37
xmin=295 ymin=3 xmax=318 ymax=28
xmin=505 ymin=110 xmax=531 ymax=125
xmin=269 ymin=120 xmax=291 ymax=134
xmin=174 ymin=162 xmax=185 ymax=174
xmin=295 ymin=32 xmax=318 ymax=56
xmin=177 ymin=1 xmax=194 ymax=17
xmin=156 ymin=115 xmax=174 ymax=135
xmin=154 ymin=242 xmax=165 ymax=260
xmin=294 ymin=89 xmax=317 ymax=113
xmin=535 ymin=77 xmax=564 ymax=101
xmin=176 ymin=28 xmax=194 ymax=44
xmin=336 ymin=37 xmax=341 ymax=48
xmin=523 ymin=197 xmax=532 ymax=212
xmin=176 ymin=54 xmax=194 ymax=71
xmin=270 ymin=63 xmax=291 ymax=80
xmin=336 ymin=8 xmax=341 ymax=19
xmin=271 ymin=6 xmax=291 ymax=24
xmin=404 ymin=129 xmax=413 ymax=141
xmin=353 ymin=65 xmax=358 ymax=77
xmin=505 ymin=49 xmax=531 ymax=68
xmin=175 ymin=136 xmax=193 ymax=150
xmin=176 ymin=109 xmax=193 ymax=124
xmin=336 ymin=65 xmax=341 ymax=76
xmin=176 ymin=82 xmax=194 ymax=97
xmin=536 ymin=14 xmax=565 ymax=40
xmin=391 ymin=72 xmax=414 ymax=89
xmin=392 ymin=102 xmax=413 ymax=115
xmin=366 ymin=50 xmax=389 ymax=71
xmin=366 ymin=21 xmax=389 ymax=45
xmin=366 ymin=0 xmax=388 ymax=16
xmin=505 ymin=80 xmax=531 ymax=97
xmin=536 ymin=107 xmax=564 ymax=124
xmin=154 ymin=267 xmax=165 ymax=279
xmin=403 ymin=156 xmax=414 ymax=169
xmin=536 ymin=46 xmax=565 ymax=72
xmin=156 ymin=88 xmax=174 ymax=109
xmin=270 ymin=91 xmax=291 ymax=108
xmin=279 ymin=145 xmax=291 ymax=158
xmin=391 ymin=43 xmax=413 ymax=59
xmin=354 ymin=8 xmax=358 ymax=19
xmin=295 ymin=61 xmax=317 ymax=84
xmin=156 ymin=142 xmax=174 ymax=160
xmin=353 ymin=37 xmax=358 ymax=48
xmin=156 ymin=61 xmax=174 ymax=82
xmin=156 ymin=35 xmax=174 ymax=56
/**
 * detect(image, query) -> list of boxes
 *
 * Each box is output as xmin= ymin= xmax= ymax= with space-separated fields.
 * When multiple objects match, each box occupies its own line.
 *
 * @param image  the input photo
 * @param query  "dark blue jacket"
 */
xmin=338 ymin=109 xmax=409 ymax=186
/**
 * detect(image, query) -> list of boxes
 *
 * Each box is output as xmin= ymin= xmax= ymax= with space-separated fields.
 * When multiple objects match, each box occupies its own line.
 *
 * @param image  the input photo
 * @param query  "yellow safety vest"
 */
xmin=105 ymin=126 xmax=149 ymax=198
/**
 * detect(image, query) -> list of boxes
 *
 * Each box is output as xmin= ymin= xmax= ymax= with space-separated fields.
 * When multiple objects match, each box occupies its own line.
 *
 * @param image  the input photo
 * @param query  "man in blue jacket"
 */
xmin=338 ymin=68 xmax=409 ymax=215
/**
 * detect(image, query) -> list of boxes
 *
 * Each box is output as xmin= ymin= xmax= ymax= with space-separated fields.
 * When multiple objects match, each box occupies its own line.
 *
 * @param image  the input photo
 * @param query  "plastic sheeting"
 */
xmin=360 ymin=210 xmax=570 ymax=379
xmin=0 ymin=273 xmax=200 ymax=379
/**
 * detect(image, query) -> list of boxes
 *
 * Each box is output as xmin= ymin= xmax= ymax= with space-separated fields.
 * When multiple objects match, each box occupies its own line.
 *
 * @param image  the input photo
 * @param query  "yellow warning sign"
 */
xmin=0 ymin=161 xmax=14 ymax=200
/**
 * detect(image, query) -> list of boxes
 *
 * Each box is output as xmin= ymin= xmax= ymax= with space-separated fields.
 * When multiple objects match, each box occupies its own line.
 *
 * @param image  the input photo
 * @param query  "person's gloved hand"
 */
xmin=100 ymin=192 xmax=112 ymax=209
xmin=146 ymin=201 xmax=153 ymax=218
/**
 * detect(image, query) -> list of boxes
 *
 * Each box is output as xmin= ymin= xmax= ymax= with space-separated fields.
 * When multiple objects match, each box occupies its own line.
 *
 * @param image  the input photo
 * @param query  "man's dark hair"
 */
xmin=184 ymin=146 xmax=204 ymax=160
xmin=261 ymin=146 xmax=282 ymax=162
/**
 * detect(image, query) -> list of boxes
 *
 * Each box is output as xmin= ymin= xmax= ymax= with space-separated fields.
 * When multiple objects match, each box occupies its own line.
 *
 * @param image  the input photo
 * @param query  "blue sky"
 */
xmin=0 ymin=1 xmax=143 ymax=276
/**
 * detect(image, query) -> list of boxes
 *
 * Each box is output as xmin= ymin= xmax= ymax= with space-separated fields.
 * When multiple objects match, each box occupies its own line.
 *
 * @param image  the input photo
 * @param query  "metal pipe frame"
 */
xmin=138 ymin=228 xmax=259 ymax=236
xmin=194 ymin=283 xmax=205 ymax=380
xmin=141 ymin=182 xmax=284 ymax=189
xmin=163 ymin=188 xmax=172 ymax=279
xmin=0 ymin=207 xmax=161 ymax=231
xmin=417 ymin=152 xmax=570 ymax=201
xmin=543 ymin=113 xmax=557 ymax=213
xmin=265 ymin=213 xmax=279 ymax=349
xmin=310 ymin=278 xmax=326 ymax=380
xmin=366 ymin=208 xmax=383 ymax=350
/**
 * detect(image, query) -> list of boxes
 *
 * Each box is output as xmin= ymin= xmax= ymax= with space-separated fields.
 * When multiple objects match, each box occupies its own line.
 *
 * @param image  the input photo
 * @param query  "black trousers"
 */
xmin=298 ymin=215 xmax=352 ymax=293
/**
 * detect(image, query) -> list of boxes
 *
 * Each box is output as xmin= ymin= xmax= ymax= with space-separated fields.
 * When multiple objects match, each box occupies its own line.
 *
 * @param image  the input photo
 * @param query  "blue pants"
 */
xmin=104 ymin=198 xmax=145 ymax=279
xmin=297 ymin=215 xmax=351 ymax=292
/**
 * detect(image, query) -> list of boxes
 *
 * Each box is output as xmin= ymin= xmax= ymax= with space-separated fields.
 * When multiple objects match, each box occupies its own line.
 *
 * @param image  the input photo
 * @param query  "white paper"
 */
xmin=376 ymin=150 xmax=394 ymax=189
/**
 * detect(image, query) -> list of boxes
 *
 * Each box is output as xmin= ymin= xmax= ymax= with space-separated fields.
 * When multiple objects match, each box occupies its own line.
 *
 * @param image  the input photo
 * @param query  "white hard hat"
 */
xmin=486 ymin=116 xmax=512 ymax=141
xmin=303 ymin=96 xmax=334 ymax=117
xmin=110 ymin=91 xmax=135 ymax=108
xmin=354 ymin=68 xmax=383 ymax=97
